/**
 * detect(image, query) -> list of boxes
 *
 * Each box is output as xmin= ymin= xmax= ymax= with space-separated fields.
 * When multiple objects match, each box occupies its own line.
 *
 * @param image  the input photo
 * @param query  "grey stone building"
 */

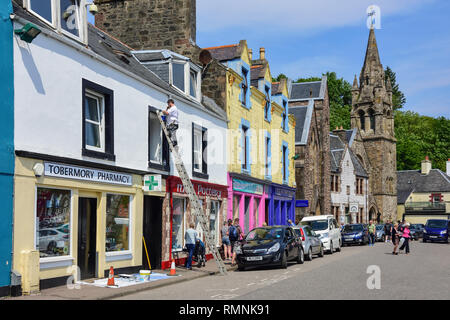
xmin=349 ymin=28 xmax=397 ymax=222
xmin=289 ymin=76 xmax=331 ymax=220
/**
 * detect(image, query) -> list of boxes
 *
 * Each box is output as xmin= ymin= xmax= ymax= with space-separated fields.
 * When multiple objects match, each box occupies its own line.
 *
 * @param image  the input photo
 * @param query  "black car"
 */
xmin=341 ymin=224 xmax=369 ymax=246
xmin=235 ymin=226 xmax=304 ymax=271
xmin=410 ymin=224 xmax=424 ymax=240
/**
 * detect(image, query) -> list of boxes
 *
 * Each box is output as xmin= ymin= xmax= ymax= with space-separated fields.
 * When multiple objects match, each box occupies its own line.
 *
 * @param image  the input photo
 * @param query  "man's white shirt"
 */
xmin=167 ymin=105 xmax=179 ymax=125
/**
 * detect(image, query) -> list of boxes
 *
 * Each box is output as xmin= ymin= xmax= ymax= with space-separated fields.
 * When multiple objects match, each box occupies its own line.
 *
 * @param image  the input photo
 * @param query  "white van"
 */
xmin=300 ymin=215 xmax=341 ymax=253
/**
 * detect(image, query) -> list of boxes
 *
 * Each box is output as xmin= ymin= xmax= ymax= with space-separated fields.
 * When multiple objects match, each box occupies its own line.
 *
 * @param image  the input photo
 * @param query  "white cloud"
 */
xmin=197 ymin=0 xmax=434 ymax=34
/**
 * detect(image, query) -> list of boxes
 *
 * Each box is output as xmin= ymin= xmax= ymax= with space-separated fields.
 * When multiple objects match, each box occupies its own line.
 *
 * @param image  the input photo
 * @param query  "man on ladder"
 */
xmin=157 ymin=102 xmax=227 ymax=275
xmin=162 ymin=99 xmax=179 ymax=147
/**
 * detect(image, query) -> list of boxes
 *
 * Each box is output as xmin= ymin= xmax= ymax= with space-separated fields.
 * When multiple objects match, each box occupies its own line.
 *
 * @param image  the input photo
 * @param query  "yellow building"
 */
xmin=397 ymin=157 xmax=450 ymax=225
xmin=13 ymin=156 xmax=166 ymax=294
xmin=206 ymin=42 xmax=296 ymax=231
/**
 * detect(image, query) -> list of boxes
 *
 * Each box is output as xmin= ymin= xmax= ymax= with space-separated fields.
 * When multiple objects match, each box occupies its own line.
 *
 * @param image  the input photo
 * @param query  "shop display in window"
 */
xmin=172 ymin=198 xmax=185 ymax=251
xmin=36 ymin=188 xmax=71 ymax=258
xmin=106 ymin=194 xmax=130 ymax=252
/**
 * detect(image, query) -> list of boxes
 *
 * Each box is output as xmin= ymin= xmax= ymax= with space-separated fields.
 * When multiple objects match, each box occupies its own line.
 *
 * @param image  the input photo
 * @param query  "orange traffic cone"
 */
xmin=107 ymin=266 xmax=116 ymax=286
xmin=169 ymin=259 xmax=176 ymax=276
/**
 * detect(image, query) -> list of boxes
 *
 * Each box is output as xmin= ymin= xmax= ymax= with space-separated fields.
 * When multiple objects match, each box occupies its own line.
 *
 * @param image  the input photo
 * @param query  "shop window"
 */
xmin=210 ymin=201 xmax=221 ymax=246
xmin=148 ymin=107 xmax=169 ymax=171
xmin=36 ymin=188 xmax=71 ymax=258
xmin=105 ymin=194 xmax=130 ymax=252
xmin=172 ymin=198 xmax=185 ymax=251
xmin=82 ymin=79 xmax=115 ymax=161
xmin=192 ymin=123 xmax=208 ymax=179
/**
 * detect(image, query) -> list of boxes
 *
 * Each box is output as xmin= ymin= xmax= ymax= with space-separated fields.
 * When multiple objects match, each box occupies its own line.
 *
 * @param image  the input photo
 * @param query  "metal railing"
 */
xmin=405 ymin=201 xmax=446 ymax=211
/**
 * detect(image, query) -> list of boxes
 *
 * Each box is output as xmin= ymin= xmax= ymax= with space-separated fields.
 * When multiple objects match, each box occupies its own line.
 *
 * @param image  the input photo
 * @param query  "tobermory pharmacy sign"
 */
xmin=44 ymin=162 xmax=132 ymax=186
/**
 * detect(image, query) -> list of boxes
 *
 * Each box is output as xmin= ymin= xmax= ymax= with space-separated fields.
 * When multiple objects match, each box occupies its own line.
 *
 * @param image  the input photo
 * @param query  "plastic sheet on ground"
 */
xmin=79 ymin=272 xmax=178 ymax=288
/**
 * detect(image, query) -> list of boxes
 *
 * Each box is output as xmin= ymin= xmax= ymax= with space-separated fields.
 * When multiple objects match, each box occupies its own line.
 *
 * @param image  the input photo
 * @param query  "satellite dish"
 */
xmin=199 ymin=49 xmax=212 ymax=66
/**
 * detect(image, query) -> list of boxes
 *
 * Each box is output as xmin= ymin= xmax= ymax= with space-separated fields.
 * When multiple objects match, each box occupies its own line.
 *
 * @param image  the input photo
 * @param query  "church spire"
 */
xmin=360 ymin=28 xmax=384 ymax=89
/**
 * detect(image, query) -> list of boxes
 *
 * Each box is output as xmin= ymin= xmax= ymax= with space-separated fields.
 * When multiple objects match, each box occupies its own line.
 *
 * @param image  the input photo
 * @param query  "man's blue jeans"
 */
xmin=369 ymin=233 xmax=375 ymax=246
xmin=186 ymin=244 xmax=195 ymax=268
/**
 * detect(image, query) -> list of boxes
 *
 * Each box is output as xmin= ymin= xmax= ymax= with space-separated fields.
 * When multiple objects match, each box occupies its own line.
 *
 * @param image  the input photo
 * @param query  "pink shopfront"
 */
xmin=227 ymin=173 xmax=269 ymax=234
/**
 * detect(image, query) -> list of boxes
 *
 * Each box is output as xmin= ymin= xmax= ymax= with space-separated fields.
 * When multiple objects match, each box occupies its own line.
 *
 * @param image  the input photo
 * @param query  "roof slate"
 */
xmin=397 ymin=169 xmax=450 ymax=203
xmin=290 ymin=81 xmax=322 ymax=100
xmin=205 ymin=45 xmax=240 ymax=62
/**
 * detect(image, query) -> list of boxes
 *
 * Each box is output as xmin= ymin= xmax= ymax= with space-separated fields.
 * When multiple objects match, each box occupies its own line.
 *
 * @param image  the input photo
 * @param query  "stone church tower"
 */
xmin=350 ymin=28 xmax=397 ymax=222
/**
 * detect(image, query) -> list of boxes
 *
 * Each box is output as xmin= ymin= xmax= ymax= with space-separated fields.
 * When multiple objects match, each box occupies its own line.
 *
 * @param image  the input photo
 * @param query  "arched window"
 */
xmin=359 ymin=110 xmax=365 ymax=131
xmin=368 ymin=108 xmax=375 ymax=132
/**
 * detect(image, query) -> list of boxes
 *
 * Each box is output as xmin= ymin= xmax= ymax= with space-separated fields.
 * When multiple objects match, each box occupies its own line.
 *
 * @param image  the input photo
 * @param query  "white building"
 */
xmin=330 ymin=133 xmax=369 ymax=225
xmin=11 ymin=0 xmax=227 ymax=293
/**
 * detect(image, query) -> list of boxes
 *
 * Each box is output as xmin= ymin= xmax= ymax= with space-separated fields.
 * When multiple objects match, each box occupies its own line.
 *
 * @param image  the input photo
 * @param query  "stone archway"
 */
xmin=369 ymin=207 xmax=377 ymax=222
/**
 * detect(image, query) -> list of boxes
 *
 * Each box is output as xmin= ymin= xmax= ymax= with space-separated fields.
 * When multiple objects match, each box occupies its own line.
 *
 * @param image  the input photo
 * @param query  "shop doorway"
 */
xmin=244 ymin=197 xmax=250 ymax=234
xmin=265 ymin=199 xmax=269 ymax=225
xmin=77 ymin=197 xmax=97 ymax=280
xmin=143 ymin=196 xmax=163 ymax=270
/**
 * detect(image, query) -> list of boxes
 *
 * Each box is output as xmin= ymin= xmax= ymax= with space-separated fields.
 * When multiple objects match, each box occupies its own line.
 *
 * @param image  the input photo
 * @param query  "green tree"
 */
xmin=385 ymin=66 xmax=406 ymax=110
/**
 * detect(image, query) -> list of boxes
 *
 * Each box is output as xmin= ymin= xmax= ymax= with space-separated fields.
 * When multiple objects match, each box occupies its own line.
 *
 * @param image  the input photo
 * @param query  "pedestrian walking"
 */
xmin=399 ymin=222 xmax=411 ymax=254
xmin=392 ymin=223 xmax=399 ymax=255
xmin=288 ymin=219 xmax=295 ymax=227
xmin=384 ymin=220 xmax=392 ymax=243
xmin=162 ymin=99 xmax=179 ymax=147
xmin=229 ymin=218 xmax=243 ymax=266
xmin=368 ymin=220 xmax=376 ymax=246
xmin=184 ymin=223 xmax=198 ymax=270
xmin=221 ymin=220 xmax=232 ymax=261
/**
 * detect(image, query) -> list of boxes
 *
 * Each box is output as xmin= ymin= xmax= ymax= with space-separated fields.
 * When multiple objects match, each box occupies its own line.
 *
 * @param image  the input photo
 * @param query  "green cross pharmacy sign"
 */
xmin=143 ymin=175 xmax=162 ymax=192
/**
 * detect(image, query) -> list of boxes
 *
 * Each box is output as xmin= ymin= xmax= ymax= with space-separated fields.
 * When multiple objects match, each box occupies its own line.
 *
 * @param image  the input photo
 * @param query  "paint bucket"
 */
xmin=140 ymin=270 xmax=151 ymax=281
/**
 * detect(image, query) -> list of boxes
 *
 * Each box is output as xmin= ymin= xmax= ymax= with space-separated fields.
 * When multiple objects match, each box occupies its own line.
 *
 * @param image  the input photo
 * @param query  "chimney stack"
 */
xmin=421 ymin=156 xmax=432 ymax=175
xmin=248 ymin=49 xmax=253 ymax=60
xmin=259 ymin=47 xmax=265 ymax=60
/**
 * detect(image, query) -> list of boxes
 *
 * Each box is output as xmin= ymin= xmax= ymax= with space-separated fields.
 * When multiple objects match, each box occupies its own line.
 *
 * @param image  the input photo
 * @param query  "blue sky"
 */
xmin=89 ymin=0 xmax=449 ymax=118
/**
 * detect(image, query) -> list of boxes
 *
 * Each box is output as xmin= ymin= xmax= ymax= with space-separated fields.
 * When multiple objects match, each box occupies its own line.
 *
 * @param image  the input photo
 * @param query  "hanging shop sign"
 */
xmin=273 ymin=186 xmax=296 ymax=199
xmin=295 ymin=200 xmax=309 ymax=208
xmin=232 ymin=178 xmax=263 ymax=195
xmin=143 ymin=174 xmax=162 ymax=192
xmin=44 ymin=162 xmax=132 ymax=186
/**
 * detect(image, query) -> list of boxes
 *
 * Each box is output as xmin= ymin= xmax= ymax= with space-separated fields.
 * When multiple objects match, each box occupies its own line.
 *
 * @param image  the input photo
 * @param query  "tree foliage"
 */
xmin=274 ymin=68 xmax=449 ymax=171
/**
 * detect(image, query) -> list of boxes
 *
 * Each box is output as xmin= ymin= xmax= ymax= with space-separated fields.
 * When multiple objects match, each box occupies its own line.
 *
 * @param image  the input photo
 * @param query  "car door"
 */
xmin=285 ymin=228 xmax=296 ymax=259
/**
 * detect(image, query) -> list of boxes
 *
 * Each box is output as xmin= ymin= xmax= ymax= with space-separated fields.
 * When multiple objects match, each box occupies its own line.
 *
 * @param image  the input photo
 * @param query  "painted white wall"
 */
xmin=13 ymin=24 xmax=227 ymax=185
xmin=331 ymin=149 xmax=368 ymax=222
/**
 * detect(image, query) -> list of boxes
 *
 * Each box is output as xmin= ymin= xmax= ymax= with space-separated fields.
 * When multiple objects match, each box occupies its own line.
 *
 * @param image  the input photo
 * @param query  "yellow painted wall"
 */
xmin=13 ymin=156 xmax=147 ymax=291
xmin=225 ymin=44 xmax=296 ymax=189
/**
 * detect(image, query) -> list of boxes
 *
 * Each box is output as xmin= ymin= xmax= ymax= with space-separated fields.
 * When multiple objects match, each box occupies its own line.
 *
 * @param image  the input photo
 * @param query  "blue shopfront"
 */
xmin=267 ymin=183 xmax=296 ymax=226
xmin=0 ymin=0 xmax=15 ymax=297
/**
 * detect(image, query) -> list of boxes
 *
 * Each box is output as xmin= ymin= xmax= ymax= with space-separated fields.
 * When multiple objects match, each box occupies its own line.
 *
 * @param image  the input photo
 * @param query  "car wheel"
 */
xmin=237 ymin=264 xmax=246 ymax=271
xmin=297 ymin=248 xmax=304 ymax=264
xmin=318 ymin=245 xmax=324 ymax=257
xmin=280 ymin=251 xmax=288 ymax=269
xmin=329 ymin=241 xmax=334 ymax=254
xmin=306 ymin=247 xmax=313 ymax=261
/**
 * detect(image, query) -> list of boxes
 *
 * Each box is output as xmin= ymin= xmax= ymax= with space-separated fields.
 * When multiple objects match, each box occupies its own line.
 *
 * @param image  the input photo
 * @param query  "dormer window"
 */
xmin=170 ymin=61 xmax=201 ymax=100
xmin=26 ymin=0 xmax=86 ymax=43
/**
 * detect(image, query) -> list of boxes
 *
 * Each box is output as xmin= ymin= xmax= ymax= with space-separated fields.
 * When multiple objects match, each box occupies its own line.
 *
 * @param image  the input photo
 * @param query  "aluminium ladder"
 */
xmin=156 ymin=111 xmax=228 ymax=275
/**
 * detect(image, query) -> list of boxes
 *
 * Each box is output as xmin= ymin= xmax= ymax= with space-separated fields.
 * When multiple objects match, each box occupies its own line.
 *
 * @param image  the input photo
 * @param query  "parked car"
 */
xmin=409 ymin=225 xmax=420 ymax=241
xmin=375 ymin=225 xmax=386 ymax=242
xmin=293 ymin=226 xmax=324 ymax=260
xmin=300 ymin=215 xmax=341 ymax=254
xmin=235 ymin=226 xmax=304 ymax=271
xmin=410 ymin=224 xmax=424 ymax=239
xmin=341 ymin=224 xmax=368 ymax=246
xmin=423 ymin=219 xmax=449 ymax=243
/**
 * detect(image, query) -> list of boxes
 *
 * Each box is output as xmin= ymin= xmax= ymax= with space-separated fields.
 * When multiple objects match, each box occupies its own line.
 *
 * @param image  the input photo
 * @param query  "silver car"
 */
xmin=293 ymin=226 xmax=324 ymax=261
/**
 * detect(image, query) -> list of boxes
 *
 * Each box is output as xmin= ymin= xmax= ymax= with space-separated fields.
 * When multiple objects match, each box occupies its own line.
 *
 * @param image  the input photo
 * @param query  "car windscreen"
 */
xmin=343 ymin=225 xmax=363 ymax=232
xmin=426 ymin=220 xmax=448 ymax=229
xmin=301 ymin=220 xmax=328 ymax=231
xmin=245 ymin=228 xmax=283 ymax=241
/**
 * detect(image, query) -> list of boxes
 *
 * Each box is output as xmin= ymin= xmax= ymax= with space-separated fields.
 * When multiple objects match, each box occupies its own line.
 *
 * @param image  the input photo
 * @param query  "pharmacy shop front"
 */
xmin=13 ymin=157 xmax=145 ymax=293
